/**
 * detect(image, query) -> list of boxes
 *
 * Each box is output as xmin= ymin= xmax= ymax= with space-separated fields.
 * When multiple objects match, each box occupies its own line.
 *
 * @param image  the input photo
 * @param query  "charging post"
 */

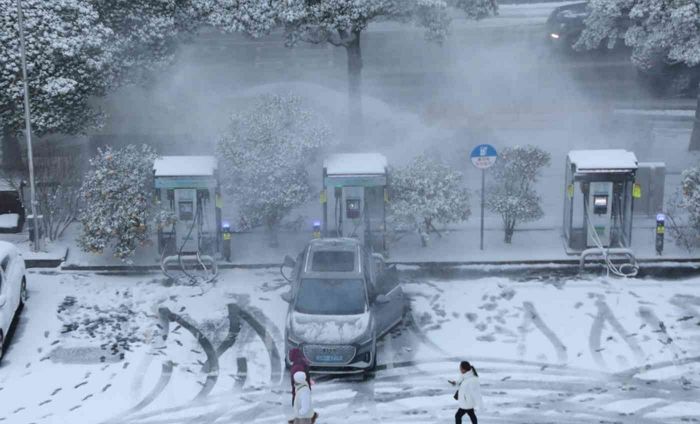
xmin=655 ymin=213 xmax=665 ymax=256
xmin=322 ymin=153 xmax=388 ymax=252
xmin=222 ymin=221 xmax=231 ymax=262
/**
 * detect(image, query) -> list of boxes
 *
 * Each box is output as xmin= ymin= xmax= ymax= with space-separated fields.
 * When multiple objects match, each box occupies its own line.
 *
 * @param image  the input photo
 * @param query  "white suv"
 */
xmin=0 ymin=241 xmax=27 ymax=361
xmin=282 ymin=238 xmax=405 ymax=374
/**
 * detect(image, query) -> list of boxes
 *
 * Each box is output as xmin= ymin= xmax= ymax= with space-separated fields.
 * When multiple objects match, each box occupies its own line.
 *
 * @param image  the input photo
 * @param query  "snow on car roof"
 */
xmin=324 ymin=153 xmax=387 ymax=176
xmin=154 ymin=156 xmax=217 ymax=177
xmin=0 ymin=180 xmax=17 ymax=191
xmin=308 ymin=237 xmax=360 ymax=251
xmin=568 ymin=150 xmax=638 ymax=172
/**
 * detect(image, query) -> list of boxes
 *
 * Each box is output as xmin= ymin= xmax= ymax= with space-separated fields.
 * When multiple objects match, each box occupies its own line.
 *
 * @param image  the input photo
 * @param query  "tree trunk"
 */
xmin=2 ymin=125 xmax=24 ymax=172
xmin=345 ymin=31 xmax=363 ymax=138
xmin=504 ymin=218 xmax=515 ymax=244
xmin=691 ymin=83 xmax=700 ymax=151
xmin=419 ymin=227 xmax=429 ymax=247
xmin=267 ymin=221 xmax=279 ymax=248
xmin=504 ymin=227 xmax=514 ymax=244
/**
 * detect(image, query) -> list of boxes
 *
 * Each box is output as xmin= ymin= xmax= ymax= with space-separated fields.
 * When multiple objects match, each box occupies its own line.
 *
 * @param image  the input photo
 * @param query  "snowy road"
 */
xmin=0 ymin=268 xmax=699 ymax=423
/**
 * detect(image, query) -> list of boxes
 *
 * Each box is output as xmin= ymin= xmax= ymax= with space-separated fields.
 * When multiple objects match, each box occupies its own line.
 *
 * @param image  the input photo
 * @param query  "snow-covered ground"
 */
xmin=1 ymin=268 xmax=699 ymax=423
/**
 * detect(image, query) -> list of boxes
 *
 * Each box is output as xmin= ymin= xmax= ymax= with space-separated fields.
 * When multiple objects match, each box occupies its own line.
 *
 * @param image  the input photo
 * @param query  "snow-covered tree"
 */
xmin=200 ymin=0 xmax=497 ymax=130
xmin=666 ymin=166 xmax=700 ymax=251
xmin=485 ymin=145 xmax=550 ymax=244
xmin=0 ymin=1 xmax=203 ymax=170
xmin=388 ymin=154 xmax=471 ymax=247
xmin=0 ymin=0 xmax=111 ymax=169
xmin=91 ymin=0 xmax=203 ymax=85
xmin=576 ymin=0 xmax=700 ymax=149
xmin=217 ymin=94 xmax=331 ymax=246
xmin=78 ymin=145 xmax=172 ymax=262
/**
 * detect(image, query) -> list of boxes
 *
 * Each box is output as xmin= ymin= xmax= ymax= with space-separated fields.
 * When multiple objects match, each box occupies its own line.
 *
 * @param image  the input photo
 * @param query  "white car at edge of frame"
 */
xmin=0 ymin=241 xmax=28 ymax=361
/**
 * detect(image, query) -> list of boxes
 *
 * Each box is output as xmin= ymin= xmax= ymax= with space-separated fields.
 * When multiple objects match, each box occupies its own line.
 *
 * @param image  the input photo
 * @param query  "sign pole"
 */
xmin=480 ymin=169 xmax=485 ymax=251
xmin=17 ymin=0 xmax=40 ymax=252
xmin=470 ymin=144 xmax=497 ymax=252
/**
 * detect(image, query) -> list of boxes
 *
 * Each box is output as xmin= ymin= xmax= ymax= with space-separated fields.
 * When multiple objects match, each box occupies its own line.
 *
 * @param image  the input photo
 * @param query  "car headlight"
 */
xmin=355 ymin=320 xmax=374 ymax=346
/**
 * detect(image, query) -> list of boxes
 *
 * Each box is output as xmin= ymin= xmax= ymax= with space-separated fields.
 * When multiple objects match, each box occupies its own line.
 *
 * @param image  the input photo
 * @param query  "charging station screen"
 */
xmin=179 ymin=201 xmax=194 ymax=220
xmin=593 ymin=195 xmax=608 ymax=214
xmin=346 ymin=199 xmax=361 ymax=219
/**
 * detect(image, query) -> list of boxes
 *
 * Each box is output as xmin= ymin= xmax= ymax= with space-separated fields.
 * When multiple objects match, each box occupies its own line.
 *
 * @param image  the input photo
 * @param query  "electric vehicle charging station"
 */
xmin=564 ymin=149 xmax=638 ymax=252
xmin=563 ymin=150 xmax=640 ymax=276
xmin=322 ymin=153 xmax=388 ymax=252
xmin=154 ymin=156 xmax=221 ymax=283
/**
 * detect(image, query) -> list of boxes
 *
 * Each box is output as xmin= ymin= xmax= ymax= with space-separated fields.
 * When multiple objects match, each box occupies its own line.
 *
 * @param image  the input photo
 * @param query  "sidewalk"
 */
xmin=47 ymin=221 xmax=697 ymax=271
xmin=1 ymin=229 xmax=69 ymax=267
xmin=388 ymin=224 xmax=694 ymax=264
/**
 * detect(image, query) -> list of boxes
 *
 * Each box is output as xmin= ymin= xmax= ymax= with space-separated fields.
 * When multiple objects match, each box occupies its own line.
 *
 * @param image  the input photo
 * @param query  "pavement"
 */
xmin=0 ymin=269 xmax=698 ymax=423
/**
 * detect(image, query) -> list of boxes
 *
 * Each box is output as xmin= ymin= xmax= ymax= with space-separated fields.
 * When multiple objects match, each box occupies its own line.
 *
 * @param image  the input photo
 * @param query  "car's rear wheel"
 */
xmin=19 ymin=278 xmax=27 ymax=307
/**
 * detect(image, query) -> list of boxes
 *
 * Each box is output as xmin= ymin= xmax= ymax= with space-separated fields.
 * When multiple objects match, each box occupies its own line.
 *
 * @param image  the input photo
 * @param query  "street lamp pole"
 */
xmin=16 ymin=0 xmax=40 ymax=252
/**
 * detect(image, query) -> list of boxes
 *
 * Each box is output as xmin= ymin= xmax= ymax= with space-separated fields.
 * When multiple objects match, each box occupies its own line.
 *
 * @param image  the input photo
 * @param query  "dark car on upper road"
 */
xmin=281 ymin=238 xmax=405 ymax=375
xmin=546 ymin=1 xmax=700 ymax=97
xmin=545 ymin=2 xmax=589 ymax=53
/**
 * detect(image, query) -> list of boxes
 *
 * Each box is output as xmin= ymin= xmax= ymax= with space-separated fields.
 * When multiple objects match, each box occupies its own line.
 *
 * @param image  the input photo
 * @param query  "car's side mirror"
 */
xmin=281 ymin=291 xmax=293 ymax=303
xmin=375 ymin=294 xmax=389 ymax=305
xmin=283 ymin=255 xmax=296 ymax=269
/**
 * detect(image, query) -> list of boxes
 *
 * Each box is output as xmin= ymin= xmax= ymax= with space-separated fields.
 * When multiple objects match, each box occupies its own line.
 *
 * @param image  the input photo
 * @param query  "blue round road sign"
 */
xmin=470 ymin=144 xmax=498 ymax=169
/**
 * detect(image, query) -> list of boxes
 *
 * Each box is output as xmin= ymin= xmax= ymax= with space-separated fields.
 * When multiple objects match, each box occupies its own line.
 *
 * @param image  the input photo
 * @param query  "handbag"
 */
xmin=453 ymin=390 xmax=458 ymax=401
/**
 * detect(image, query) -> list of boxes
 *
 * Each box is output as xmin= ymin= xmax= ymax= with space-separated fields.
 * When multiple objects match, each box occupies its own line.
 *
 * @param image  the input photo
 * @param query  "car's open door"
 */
xmin=372 ymin=264 xmax=404 ymax=337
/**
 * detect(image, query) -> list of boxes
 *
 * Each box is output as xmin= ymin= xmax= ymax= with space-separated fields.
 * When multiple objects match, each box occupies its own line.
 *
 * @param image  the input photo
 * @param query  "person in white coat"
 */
xmin=449 ymin=361 xmax=483 ymax=424
xmin=291 ymin=371 xmax=318 ymax=424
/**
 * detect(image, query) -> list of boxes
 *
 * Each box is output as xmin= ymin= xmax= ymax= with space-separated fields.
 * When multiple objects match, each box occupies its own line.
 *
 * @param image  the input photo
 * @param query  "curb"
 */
xmin=52 ymin=257 xmax=700 ymax=272
xmin=59 ymin=262 xmax=280 ymax=272
xmin=25 ymin=247 xmax=69 ymax=269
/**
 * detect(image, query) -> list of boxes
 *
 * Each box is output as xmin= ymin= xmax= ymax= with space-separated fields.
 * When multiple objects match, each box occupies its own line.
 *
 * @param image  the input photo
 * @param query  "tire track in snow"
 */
xmin=202 ymin=303 xmax=242 ymax=374
xmin=107 ymin=307 xmax=219 ymax=424
xmin=638 ymin=306 xmax=686 ymax=360
xmin=229 ymin=303 xmax=283 ymax=385
xmin=116 ymin=303 xmax=283 ymax=424
xmin=589 ymin=299 xmax=644 ymax=368
xmin=522 ymin=301 xmax=568 ymax=363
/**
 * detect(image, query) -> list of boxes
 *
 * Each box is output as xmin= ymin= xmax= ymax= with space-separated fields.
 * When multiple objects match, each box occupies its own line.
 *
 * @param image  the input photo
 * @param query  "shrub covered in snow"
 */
xmin=217 ymin=94 xmax=331 ymax=246
xmin=486 ymin=145 xmax=550 ymax=244
xmin=78 ymin=145 xmax=173 ymax=261
xmin=34 ymin=144 xmax=84 ymax=241
xmin=389 ymin=154 xmax=471 ymax=247
xmin=667 ymin=166 xmax=700 ymax=251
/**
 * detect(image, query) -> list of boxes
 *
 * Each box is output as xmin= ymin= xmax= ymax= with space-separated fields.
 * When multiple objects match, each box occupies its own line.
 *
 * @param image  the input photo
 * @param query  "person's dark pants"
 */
xmin=455 ymin=408 xmax=477 ymax=424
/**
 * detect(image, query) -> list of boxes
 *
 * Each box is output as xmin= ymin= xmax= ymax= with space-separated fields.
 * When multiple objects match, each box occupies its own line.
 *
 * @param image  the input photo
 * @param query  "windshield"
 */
xmin=311 ymin=250 xmax=355 ymax=272
xmin=295 ymin=278 xmax=366 ymax=315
